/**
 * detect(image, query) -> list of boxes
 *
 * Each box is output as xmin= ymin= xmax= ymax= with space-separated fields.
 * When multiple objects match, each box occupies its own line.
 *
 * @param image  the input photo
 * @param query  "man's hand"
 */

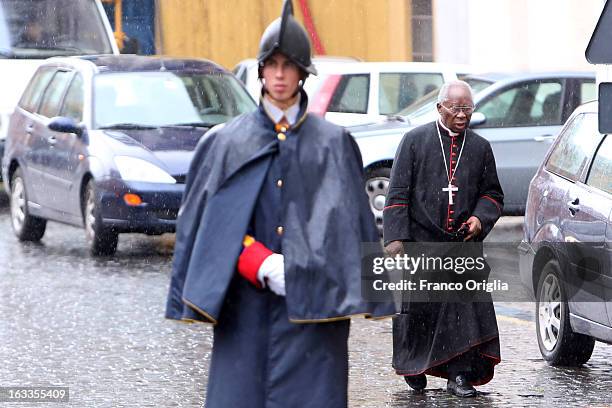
xmin=385 ymin=240 xmax=404 ymax=257
xmin=258 ymin=254 xmax=285 ymax=296
xmin=464 ymin=216 xmax=482 ymax=241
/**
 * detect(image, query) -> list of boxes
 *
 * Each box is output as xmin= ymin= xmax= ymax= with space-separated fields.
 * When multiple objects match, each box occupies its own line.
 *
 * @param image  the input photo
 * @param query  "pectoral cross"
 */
xmin=442 ymin=183 xmax=458 ymax=205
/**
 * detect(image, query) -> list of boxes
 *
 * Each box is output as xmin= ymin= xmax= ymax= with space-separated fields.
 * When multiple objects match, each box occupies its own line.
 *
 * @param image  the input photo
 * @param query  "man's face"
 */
xmin=262 ymin=53 xmax=301 ymax=105
xmin=436 ymin=85 xmax=474 ymax=133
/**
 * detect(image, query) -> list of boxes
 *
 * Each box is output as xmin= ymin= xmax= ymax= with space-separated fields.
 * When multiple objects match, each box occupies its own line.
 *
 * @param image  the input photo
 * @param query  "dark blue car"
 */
xmin=1 ymin=55 xmax=256 ymax=255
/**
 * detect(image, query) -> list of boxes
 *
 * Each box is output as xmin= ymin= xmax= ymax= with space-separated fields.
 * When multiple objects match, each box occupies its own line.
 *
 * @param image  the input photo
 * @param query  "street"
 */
xmin=0 ymin=193 xmax=610 ymax=408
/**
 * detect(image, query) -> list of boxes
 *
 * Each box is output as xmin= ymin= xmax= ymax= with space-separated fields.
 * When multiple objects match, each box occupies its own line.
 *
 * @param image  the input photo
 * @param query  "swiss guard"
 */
xmin=165 ymin=1 xmax=395 ymax=407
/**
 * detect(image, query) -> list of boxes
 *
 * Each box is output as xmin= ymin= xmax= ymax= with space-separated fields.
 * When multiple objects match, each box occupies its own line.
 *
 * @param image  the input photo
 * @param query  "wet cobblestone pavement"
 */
xmin=0 ymin=197 xmax=610 ymax=407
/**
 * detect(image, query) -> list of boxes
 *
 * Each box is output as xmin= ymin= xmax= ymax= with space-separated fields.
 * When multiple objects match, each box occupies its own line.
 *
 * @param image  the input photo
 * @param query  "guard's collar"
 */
xmin=262 ymin=93 xmax=301 ymax=125
xmin=258 ymin=89 xmax=309 ymax=131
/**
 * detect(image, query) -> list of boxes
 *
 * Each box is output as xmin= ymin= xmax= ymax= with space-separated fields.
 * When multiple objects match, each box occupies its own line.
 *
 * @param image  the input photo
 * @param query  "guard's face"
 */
xmin=437 ymin=85 xmax=474 ymax=133
xmin=262 ymin=53 xmax=301 ymax=105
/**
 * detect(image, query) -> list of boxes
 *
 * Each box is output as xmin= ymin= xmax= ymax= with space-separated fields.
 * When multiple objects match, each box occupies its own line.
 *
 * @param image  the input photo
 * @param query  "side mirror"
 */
xmin=48 ymin=116 xmax=84 ymax=137
xmin=469 ymin=112 xmax=486 ymax=127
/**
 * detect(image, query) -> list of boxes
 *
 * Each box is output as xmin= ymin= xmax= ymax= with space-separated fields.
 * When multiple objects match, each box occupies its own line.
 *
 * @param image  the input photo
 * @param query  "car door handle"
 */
xmin=567 ymin=197 xmax=580 ymax=216
xmin=25 ymin=125 xmax=34 ymax=134
xmin=534 ymin=134 xmax=555 ymax=142
xmin=47 ymin=135 xmax=57 ymax=145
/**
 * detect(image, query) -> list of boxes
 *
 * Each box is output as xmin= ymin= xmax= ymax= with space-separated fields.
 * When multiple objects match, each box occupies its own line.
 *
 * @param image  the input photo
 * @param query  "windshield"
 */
xmin=0 ymin=0 xmax=113 ymax=58
xmin=93 ymin=72 xmax=256 ymax=128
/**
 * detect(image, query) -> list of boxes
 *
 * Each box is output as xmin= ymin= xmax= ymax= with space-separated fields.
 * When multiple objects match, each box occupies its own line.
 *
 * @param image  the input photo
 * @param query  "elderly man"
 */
xmin=383 ymin=80 xmax=504 ymax=397
xmin=165 ymin=1 xmax=394 ymax=407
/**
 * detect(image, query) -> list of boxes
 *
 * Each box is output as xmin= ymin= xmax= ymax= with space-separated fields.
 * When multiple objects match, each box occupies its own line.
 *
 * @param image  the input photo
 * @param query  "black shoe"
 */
xmin=404 ymin=374 xmax=427 ymax=391
xmin=447 ymin=374 xmax=477 ymax=397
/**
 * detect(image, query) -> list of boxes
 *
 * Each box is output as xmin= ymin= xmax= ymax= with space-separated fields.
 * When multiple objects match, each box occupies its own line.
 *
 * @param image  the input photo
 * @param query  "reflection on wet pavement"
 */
xmin=0 ymin=202 xmax=610 ymax=407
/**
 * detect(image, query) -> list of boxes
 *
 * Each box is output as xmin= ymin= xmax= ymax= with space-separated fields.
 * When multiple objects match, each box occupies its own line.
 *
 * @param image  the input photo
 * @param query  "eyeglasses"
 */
xmin=440 ymin=104 xmax=474 ymax=115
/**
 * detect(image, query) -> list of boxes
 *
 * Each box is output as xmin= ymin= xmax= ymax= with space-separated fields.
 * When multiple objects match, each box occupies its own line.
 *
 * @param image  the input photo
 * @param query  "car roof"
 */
xmin=462 ymin=72 xmax=514 ymax=82
xmin=468 ymin=70 xmax=595 ymax=83
xmin=47 ymin=54 xmax=229 ymax=75
xmin=574 ymin=100 xmax=598 ymax=113
xmin=232 ymin=55 xmax=360 ymax=71
xmin=314 ymin=61 xmax=473 ymax=74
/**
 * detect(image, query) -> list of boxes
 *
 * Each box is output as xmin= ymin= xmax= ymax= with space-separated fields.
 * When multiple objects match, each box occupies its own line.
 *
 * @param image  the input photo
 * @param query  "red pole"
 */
xmin=297 ymin=0 xmax=326 ymax=55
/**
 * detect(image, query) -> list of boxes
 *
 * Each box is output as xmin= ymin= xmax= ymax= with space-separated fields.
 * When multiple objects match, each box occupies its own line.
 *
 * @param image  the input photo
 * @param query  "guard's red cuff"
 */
xmin=237 ymin=241 xmax=273 ymax=288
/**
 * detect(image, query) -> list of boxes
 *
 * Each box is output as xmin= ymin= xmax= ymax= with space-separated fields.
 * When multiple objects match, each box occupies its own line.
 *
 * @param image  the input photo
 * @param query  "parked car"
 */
xmin=308 ymin=61 xmax=473 ymax=127
xmin=348 ymin=72 xmax=596 ymax=232
xmin=0 ymin=0 xmax=119 ymax=183
xmin=519 ymin=101 xmax=611 ymax=365
xmin=232 ymin=56 xmax=359 ymax=102
xmin=1 ymin=55 xmax=256 ymax=255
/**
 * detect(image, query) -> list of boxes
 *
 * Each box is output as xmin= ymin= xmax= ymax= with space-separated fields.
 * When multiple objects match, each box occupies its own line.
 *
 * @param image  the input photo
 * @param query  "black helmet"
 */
xmin=257 ymin=0 xmax=317 ymax=76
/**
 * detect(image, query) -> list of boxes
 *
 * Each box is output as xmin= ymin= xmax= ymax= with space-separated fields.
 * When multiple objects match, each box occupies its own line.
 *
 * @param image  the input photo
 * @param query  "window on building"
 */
xmin=411 ymin=0 xmax=433 ymax=62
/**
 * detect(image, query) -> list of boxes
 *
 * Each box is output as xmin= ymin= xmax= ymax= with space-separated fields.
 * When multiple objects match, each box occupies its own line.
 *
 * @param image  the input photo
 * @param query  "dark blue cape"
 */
xmin=166 ymin=94 xmax=395 ymax=324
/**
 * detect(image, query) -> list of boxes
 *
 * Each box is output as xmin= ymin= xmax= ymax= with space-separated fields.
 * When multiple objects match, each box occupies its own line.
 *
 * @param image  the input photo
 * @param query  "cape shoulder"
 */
xmin=400 ymin=121 xmax=493 ymax=151
xmin=307 ymin=114 xmax=367 ymax=162
xmin=192 ymin=111 xmax=355 ymax=174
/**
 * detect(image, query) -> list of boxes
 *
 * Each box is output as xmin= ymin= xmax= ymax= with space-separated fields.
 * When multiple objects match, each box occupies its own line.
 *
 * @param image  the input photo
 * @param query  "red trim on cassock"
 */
xmin=445 ymin=136 xmax=456 ymax=230
xmin=481 ymin=195 xmax=501 ymax=213
xmin=237 ymin=241 xmax=273 ymax=288
xmin=384 ymin=204 xmax=409 ymax=210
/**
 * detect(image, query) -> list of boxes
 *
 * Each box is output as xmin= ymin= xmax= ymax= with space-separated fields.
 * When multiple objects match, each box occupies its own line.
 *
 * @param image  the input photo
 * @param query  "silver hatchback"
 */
xmin=519 ymin=101 xmax=612 ymax=365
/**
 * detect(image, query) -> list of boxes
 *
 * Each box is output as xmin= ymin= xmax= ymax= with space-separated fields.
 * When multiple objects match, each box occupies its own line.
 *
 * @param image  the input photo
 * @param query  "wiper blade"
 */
xmin=161 ymin=122 xmax=215 ymax=128
xmin=29 ymin=45 xmax=82 ymax=52
xmin=98 ymin=123 xmax=157 ymax=130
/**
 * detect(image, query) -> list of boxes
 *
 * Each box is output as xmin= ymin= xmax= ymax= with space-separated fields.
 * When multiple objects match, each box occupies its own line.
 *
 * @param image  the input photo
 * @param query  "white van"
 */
xmin=0 ymin=0 xmax=119 ymax=181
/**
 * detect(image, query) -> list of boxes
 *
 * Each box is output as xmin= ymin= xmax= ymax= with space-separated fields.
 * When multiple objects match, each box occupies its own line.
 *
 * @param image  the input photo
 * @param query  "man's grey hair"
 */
xmin=437 ymin=80 xmax=474 ymax=104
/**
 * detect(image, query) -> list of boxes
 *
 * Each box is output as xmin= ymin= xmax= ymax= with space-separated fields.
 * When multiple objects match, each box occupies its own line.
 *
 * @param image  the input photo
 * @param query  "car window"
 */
xmin=327 ymin=74 xmax=369 ymax=114
xmin=37 ymin=70 xmax=73 ymax=118
xmin=18 ymin=67 xmax=55 ymax=113
xmin=232 ymin=64 xmax=247 ymax=84
xmin=586 ymin=135 xmax=612 ymax=194
xmin=59 ymin=73 xmax=84 ymax=122
xmin=546 ymin=113 xmax=604 ymax=181
xmin=580 ymin=81 xmax=597 ymax=104
xmin=379 ymin=73 xmax=443 ymax=115
xmin=2 ymin=0 xmax=114 ymax=57
xmin=477 ymin=81 xmax=563 ymax=127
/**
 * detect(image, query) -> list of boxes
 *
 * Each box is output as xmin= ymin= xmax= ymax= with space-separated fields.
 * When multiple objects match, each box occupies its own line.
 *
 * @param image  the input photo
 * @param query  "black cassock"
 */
xmin=383 ymin=121 xmax=504 ymax=385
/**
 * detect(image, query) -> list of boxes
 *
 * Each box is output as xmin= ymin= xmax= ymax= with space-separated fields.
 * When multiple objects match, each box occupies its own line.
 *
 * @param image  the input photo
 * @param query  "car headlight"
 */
xmin=114 ymin=156 xmax=176 ymax=184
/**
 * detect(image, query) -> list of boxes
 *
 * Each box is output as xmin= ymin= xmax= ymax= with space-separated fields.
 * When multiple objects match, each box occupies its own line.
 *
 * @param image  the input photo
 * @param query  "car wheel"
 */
xmin=9 ymin=168 xmax=46 ymax=241
xmin=535 ymin=259 xmax=595 ymax=366
xmin=365 ymin=167 xmax=390 ymax=236
xmin=83 ymin=180 xmax=118 ymax=256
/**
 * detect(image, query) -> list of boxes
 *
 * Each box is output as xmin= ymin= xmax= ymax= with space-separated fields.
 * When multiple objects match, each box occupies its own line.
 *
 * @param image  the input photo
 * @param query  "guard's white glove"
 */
xmin=257 ymin=253 xmax=285 ymax=296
